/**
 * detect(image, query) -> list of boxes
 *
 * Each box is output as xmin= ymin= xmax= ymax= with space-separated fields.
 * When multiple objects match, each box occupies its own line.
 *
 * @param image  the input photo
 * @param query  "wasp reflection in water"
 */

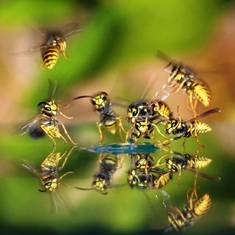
xmin=75 ymin=153 xmax=122 ymax=195
xmin=165 ymin=181 xmax=212 ymax=232
xmin=21 ymin=147 xmax=75 ymax=212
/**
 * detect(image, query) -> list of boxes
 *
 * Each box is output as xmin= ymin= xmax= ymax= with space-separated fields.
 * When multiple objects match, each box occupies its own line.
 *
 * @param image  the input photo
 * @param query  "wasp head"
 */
xmin=41 ymin=178 xmax=59 ymax=192
xmin=92 ymin=175 xmax=108 ymax=194
xmin=128 ymin=169 xmax=149 ymax=189
xmin=91 ymin=91 xmax=109 ymax=112
xmin=38 ymin=100 xmax=58 ymax=116
xmin=127 ymin=101 xmax=149 ymax=123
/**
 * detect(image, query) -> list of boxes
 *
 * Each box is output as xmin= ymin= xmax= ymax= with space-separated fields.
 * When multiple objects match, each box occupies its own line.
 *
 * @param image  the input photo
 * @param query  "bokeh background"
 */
xmin=0 ymin=0 xmax=235 ymax=234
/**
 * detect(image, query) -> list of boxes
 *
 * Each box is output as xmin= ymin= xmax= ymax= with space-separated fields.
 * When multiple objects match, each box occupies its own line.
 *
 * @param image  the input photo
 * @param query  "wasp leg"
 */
xmin=97 ymin=122 xmax=104 ymax=144
xmin=187 ymin=92 xmax=198 ymax=117
xmin=117 ymin=118 xmax=126 ymax=142
xmin=59 ymin=121 xmax=77 ymax=145
xmin=59 ymin=111 xmax=73 ymax=120
xmin=174 ymin=80 xmax=187 ymax=93
xmin=59 ymin=147 xmax=75 ymax=170
xmin=41 ymin=126 xmax=57 ymax=151
xmin=60 ymin=171 xmax=74 ymax=180
xmin=155 ymin=153 xmax=170 ymax=167
xmin=153 ymin=124 xmax=168 ymax=139
xmin=195 ymin=136 xmax=205 ymax=149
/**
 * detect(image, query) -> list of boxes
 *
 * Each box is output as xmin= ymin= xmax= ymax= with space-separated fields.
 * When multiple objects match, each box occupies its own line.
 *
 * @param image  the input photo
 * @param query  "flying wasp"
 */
xmin=75 ymin=154 xmax=120 ymax=194
xmin=166 ymin=186 xmax=211 ymax=232
xmin=39 ymin=22 xmax=80 ymax=70
xmin=158 ymin=51 xmax=211 ymax=115
xmin=73 ymin=91 xmax=126 ymax=143
xmin=21 ymin=81 xmax=77 ymax=148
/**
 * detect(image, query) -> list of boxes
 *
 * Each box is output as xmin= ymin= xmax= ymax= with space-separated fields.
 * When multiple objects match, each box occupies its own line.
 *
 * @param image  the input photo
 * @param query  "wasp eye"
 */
xmin=45 ymin=106 xmax=51 ymax=111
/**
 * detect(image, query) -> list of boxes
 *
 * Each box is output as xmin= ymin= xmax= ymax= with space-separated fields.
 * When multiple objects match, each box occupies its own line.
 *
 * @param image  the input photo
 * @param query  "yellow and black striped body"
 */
xmin=128 ymin=154 xmax=172 ymax=190
xmin=23 ymin=99 xmax=75 ymax=145
xmin=168 ymin=207 xmax=192 ymax=231
xmin=92 ymin=154 xmax=119 ymax=194
xmin=40 ymin=152 xmax=62 ymax=192
xmin=150 ymin=99 xmax=172 ymax=121
xmin=41 ymin=34 xmax=66 ymax=70
xmin=127 ymin=100 xmax=150 ymax=124
xmin=167 ymin=63 xmax=211 ymax=108
xmin=167 ymin=192 xmax=211 ymax=231
xmin=166 ymin=118 xmax=212 ymax=139
xmin=129 ymin=117 xmax=154 ymax=142
xmin=90 ymin=92 xmax=125 ymax=141
xmin=166 ymin=153 xmax=212 ymax=173
xmin=188 ymin=194 xmax=212 ymax=217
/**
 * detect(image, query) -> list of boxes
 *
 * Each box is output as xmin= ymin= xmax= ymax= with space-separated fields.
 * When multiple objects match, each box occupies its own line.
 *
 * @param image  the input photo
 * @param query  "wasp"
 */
xmin=167 ymin=187 xmax=211 ymax=231
xmin=158 ymin=51 xmax=211 ymax=115
xmin=73 ymin=91 xmax=126 ymax=143
xmin=21 ymin=147 xmax=74 ymax=193
xmin=38 ymin=22 xmax=80 ymax=70
xmin=22 ymin=81 xmax=76 ymax=148
xmin=127 ymin=85 xmax=172 ymax=143
xmin=164 ymin=108 xmax=220 ymax=142
xmin=75 ymin=154 xmax=120 ymax=194
xmin=165 ymin=152 xmax=212 ymax=175
xmin=128 ymin=154 xmax=172 ymax=190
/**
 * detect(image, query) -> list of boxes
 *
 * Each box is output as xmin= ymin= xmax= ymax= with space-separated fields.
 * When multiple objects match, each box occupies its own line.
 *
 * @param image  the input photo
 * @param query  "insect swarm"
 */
xmin=73 ymin=91 xmax=126 ymax=143
xmin=21 ymin=81 xmax=77 ymax=149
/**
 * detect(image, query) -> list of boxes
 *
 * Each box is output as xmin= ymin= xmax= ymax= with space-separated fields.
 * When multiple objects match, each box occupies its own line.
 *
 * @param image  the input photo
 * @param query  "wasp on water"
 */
xmin=21 ymin=80 xmax=77 ymax=148
xmin=127 ymin=84 xmax=172 ymax=143
xmin=163 ymin=108 xmax=221 ymax=144
xmin=73 ymin=91 xmax=126 ymax=143
xmin=158 ymin=51 xmax=211 ymax=116
xmin=75 ymin=154 xmax=121 ymax=194
xmin=166 ymin=184 xmax=211 ymax=232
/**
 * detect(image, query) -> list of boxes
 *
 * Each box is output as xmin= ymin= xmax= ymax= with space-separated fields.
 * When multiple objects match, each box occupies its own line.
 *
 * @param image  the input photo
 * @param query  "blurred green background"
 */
xmin=0 ymin=0 xmax=235 ymax=234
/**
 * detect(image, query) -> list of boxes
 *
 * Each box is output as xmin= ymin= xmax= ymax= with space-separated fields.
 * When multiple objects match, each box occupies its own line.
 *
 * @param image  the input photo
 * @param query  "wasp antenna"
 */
xmin=38 ymin=188 xmax=47 ymax=192
xmin=73 ymin=95 xmax=92 ymax=100
xmin=48 ymin=79 xmax=58 ymax=99
xmin=74 ymin=186 xmax=94 ymax=191
xmin=189 ymin=107 xmax=221 ymax=122
xmin=156 ymin=50 xmax=172 ymax=62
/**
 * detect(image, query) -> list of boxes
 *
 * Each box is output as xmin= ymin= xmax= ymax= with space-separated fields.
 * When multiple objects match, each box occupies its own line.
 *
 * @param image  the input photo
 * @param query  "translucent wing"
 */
xmin=21 ymin=116 xmax=45 ymax=139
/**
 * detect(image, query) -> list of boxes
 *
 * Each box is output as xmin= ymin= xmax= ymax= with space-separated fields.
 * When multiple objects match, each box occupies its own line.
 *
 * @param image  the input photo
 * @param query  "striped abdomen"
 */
xmin=192 ymin=81 xmax=211 ymax=107
xmin=192 ymin=194 xmax=211 ymax=217
xmin=41 ymin=46 xmax=60 ymax=70
xmin=188 ymin=156 xmax=212 ymax=169
xmin=189 ymin=121 xmax=212 ymax=136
